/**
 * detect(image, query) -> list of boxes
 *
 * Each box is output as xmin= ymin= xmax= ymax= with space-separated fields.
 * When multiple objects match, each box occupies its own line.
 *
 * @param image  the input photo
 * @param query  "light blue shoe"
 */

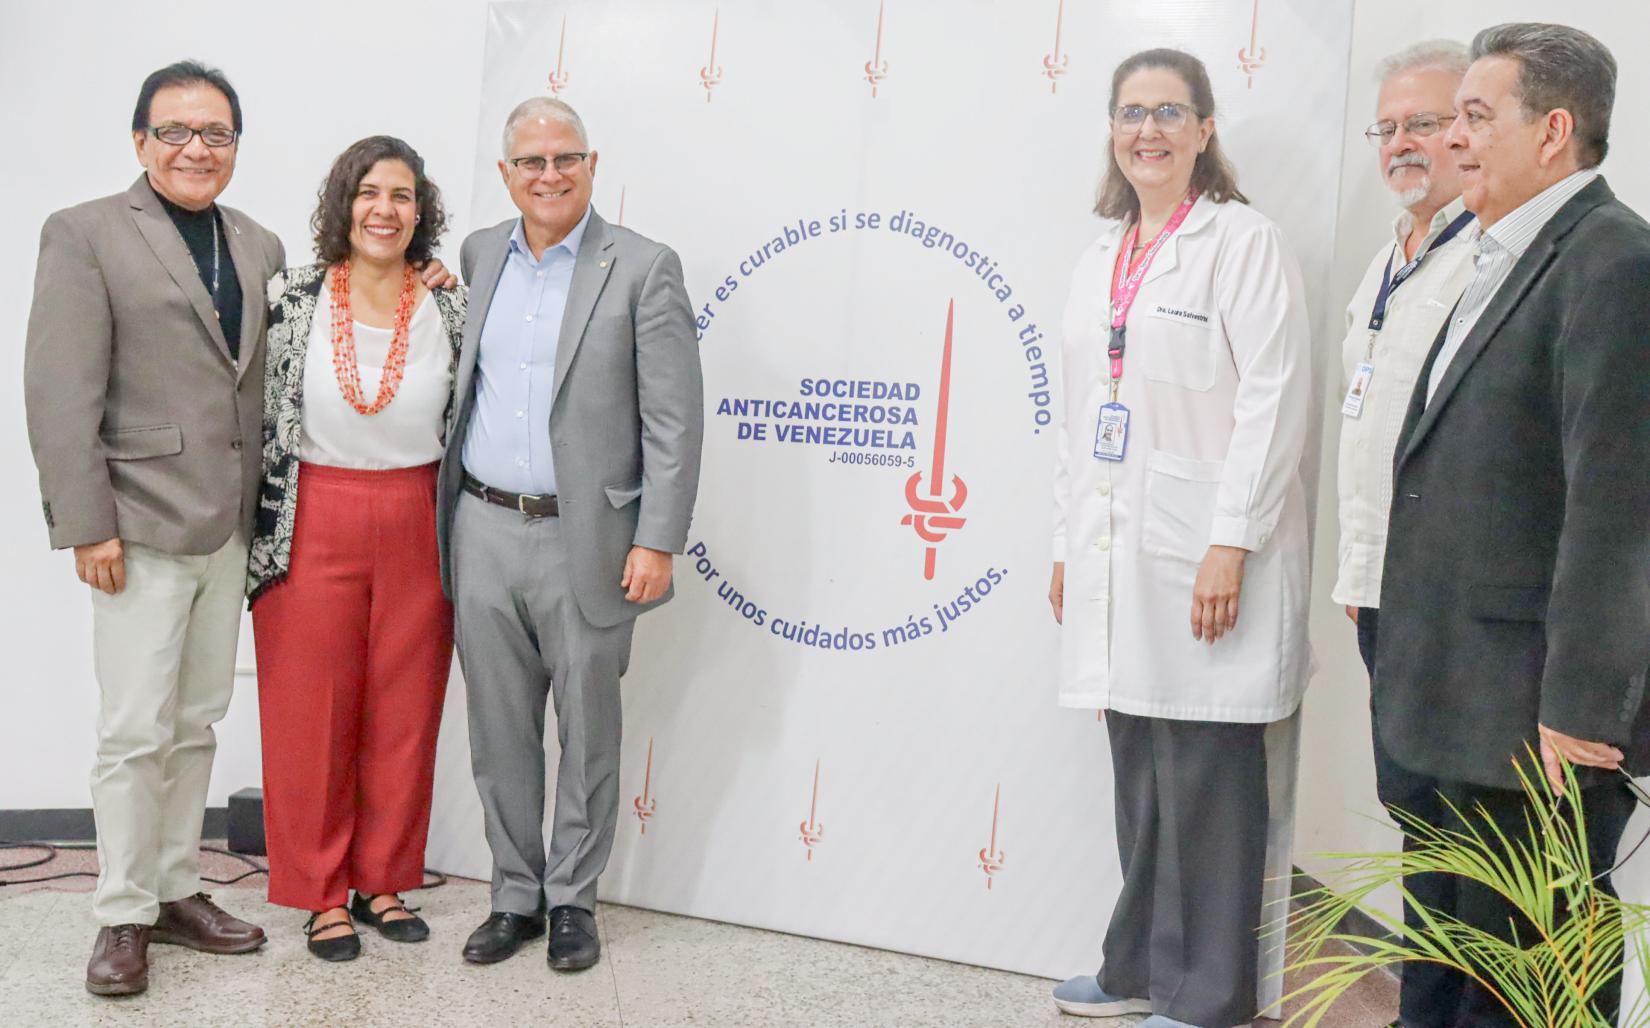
xmin=1051 ymin=975 xmax=1153 ymax=1017
xmin=1138 ymin=1017 xmax=1252 ymax=1028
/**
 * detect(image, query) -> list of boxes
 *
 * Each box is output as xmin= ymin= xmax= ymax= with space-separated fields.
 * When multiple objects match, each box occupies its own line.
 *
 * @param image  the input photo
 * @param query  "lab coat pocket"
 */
xmin=1140 ymin=307 xmax=1217 ymax=391
xmin=1142 ymin=449 xmax=1224 ymax=565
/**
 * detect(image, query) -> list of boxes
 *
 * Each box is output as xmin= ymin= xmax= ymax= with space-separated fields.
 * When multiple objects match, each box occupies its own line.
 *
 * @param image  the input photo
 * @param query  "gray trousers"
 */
xmin=452 ymin=493 xmax=635 ymax=915
xmin=1099 ymin=711 xmax=1269 ymax=1028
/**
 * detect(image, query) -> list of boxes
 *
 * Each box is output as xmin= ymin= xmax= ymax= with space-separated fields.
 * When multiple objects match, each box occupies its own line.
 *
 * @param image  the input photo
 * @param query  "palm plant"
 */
xmin=1276 ymin=758 xmax=1650 ymax=1027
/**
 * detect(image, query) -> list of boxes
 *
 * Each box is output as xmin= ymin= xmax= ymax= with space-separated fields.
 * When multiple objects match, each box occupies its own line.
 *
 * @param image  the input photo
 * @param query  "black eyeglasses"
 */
xmin=508 ymin=152 xmax=590 ymax=176
xmin=1112 ymin=102 xmax=1196 ymax=133
xmin=149 ymin=123 xmax=238 ymax=148
xmin=1364 ymin=112 xmax=1456 ymax=146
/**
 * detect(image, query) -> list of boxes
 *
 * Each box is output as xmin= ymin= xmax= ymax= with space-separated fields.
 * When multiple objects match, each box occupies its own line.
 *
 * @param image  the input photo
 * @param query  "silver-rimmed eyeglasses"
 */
xmin=1364 ymin=112 xmax=1456 ymax=146
xmin=1112 ymin=102 xmax=1196 ymax=133
xmin=508 ymin=152 xmax=590 ymax=176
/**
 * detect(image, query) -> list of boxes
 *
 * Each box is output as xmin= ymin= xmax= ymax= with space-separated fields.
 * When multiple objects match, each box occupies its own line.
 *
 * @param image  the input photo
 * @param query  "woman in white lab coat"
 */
xmin=1047 ymin=49 xmax=1311 ymax=1028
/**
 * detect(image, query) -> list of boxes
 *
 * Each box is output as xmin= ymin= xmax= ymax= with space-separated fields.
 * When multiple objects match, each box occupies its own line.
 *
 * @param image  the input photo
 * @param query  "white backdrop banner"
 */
xmin=427 ymin=0 xmax=1352 ymax=985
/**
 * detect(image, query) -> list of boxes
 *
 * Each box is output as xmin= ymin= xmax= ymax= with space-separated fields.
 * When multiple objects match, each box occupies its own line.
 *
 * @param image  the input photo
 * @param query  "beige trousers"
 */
xmin=88 ymin=534 xmax=247 ymax=925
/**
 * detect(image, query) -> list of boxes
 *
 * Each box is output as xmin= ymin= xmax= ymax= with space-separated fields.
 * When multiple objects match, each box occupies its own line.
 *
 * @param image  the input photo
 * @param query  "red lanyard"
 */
xmin=1107 ymin=192 xmax=1199 ymax=400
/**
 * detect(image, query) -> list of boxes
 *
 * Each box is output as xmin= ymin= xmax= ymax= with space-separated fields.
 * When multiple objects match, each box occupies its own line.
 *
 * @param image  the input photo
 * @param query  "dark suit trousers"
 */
xmin=1362 ymin=608 xmax=1639 ymax=1027
xmin=1361 ymin=606 xmax=1466 ymax=1027
xmin=1440 ymin=779 xmax=1636 ymax=1027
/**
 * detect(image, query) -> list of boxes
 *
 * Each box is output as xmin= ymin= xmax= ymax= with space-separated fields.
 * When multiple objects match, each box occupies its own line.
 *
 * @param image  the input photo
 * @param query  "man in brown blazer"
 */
xmin=24 ymin=61 xmax=283 ymax=996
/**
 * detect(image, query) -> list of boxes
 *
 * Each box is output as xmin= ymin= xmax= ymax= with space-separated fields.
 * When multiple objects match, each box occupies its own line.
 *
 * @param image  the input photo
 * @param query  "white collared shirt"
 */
xmin=1332 ymin=198 xmax=1476 ymax=609
xmin=1426 ymin=168 xmax=1600 ymax=404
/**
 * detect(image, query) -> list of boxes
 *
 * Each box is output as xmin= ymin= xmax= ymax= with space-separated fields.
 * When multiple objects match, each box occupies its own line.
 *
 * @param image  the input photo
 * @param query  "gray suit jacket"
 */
xmin=437 ymin=210 xmax=704 ymax=628
xmin=24 ymin=175 xmax=285 ymax=554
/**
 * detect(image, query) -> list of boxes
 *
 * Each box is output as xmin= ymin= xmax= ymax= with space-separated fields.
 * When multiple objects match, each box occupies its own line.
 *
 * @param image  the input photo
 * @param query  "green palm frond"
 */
xmin=1272 ymin=755 xmax=1649 ymax=1028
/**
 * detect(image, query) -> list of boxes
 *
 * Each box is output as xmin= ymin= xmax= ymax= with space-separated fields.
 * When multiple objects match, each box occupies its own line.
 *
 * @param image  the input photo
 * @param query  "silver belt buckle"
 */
xmin=517 ymin=492 xmax=539 ymax=515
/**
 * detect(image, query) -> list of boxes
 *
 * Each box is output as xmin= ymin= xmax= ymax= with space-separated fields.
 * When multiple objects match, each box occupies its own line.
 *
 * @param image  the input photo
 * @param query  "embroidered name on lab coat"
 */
xmin=1148 ymin=304 xmax=1211 ymax=326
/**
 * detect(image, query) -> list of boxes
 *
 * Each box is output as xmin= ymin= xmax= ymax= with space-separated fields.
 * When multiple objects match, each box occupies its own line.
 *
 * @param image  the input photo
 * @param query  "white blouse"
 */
xmin=300 ymin=284 xmax=451 ymax=469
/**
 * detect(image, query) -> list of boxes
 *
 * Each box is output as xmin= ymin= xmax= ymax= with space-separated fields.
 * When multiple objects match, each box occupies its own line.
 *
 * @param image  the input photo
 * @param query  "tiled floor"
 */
xmin=0 ymin=847 xmax=1396 ymax=1027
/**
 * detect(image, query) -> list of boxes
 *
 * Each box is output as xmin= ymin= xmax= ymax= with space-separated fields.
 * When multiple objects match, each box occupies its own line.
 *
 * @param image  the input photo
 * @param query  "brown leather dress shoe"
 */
xmin=86 ymin=924 xmax=151 ymax=996
xmin=152 ymin=892 xmax=266 ymax=954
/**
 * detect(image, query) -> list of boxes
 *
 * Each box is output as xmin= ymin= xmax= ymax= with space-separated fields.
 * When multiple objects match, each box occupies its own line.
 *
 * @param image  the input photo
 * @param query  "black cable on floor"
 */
xmin=199 ymin=846 xmax=269 ymax=886
xmin=0 ymin=841 xmax=99 ymax=886
xmin=0 ymin=842 xmax=57 ymax=873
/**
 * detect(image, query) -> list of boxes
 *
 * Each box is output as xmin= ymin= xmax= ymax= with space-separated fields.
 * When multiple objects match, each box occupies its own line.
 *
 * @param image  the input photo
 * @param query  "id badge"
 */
xmin=1341 ymin=362 xmax=1374 ymax=419
xmin=1092 ymin=402 xmax=1130 ymax=462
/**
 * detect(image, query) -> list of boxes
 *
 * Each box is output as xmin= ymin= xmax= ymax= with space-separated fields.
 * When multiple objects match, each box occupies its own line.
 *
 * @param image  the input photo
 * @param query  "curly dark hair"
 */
xmin=311 ymin=136 xmax=447 ymax=264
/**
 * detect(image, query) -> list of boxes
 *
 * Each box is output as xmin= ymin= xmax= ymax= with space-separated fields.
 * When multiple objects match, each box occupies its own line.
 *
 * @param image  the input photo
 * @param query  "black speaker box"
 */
xmin=226 ymin=787 xmax=266 ymax=856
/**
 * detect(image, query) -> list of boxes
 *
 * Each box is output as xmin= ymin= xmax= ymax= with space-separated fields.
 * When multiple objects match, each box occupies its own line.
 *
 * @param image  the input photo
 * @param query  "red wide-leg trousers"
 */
xmin=252 ymin=462 xmax=452 ymax=911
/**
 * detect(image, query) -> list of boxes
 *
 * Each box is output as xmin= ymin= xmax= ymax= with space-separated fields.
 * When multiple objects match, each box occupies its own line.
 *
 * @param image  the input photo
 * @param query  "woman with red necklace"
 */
xmin=247 ymin=136 xmax=465 ymax=961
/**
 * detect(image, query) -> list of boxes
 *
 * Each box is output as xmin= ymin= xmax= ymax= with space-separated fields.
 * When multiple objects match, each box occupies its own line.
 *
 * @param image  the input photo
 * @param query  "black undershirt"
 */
xmin=156 ymin=188 xmax=243 ymax=361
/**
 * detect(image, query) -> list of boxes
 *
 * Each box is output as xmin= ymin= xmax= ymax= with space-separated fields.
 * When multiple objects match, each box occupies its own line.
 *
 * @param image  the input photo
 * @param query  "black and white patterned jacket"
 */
xmin=246 ymin=263 xmax=466 ymax=602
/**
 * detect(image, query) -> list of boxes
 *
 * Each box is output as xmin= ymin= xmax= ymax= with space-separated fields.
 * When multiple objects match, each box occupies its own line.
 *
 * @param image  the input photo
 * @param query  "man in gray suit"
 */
xmin=440 ymin=97 xmax=703 ymax=971
xmin=24 ymin=61 xmax=282 ymax=995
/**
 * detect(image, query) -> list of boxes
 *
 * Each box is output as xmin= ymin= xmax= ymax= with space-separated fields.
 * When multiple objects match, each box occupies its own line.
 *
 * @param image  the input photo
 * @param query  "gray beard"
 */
xmin=1392 ymin=177 xmax=1431 ymax=208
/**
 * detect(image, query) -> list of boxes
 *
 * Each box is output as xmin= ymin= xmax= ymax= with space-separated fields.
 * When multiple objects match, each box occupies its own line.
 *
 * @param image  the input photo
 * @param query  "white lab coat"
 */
xmin=1053 ymin=196 xmax=1312 ymax=722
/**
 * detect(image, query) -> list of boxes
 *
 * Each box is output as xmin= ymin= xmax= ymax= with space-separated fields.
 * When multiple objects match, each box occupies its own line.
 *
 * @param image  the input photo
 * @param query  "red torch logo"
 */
xmin=1237 ymin=0 xmax=1267 ymax=88
xmin=699 ymin=9 xmax=724 ymax=101
xmin=799 ymin=759 xmax=824 ymax=860
xmin=632 ymin=737 xmax=656 ymax=835
xmin=1041 ymin=0 xmax=1069 ymax=93
xmin=978 ymin=784 xmax=1005 ymax=889
xmin=864 ymin=0 xmax=890 ymax=98
xmin=901 ymin=300 xmax=968 ymax=581
xmin=548 ymin=14 xmax=571 ymax=95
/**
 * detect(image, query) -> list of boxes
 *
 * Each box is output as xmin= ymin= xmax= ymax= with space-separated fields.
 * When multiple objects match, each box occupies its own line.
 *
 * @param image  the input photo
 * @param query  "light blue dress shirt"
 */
xmin=462 ymin=207 xmax=591 ymax=494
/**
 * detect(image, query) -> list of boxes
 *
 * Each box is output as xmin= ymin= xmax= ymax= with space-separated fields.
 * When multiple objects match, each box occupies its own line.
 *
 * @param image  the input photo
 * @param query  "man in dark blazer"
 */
xmin=24 ymin=62 xmax=282 ymax=996
xmin=438 ymin=97 xmax=703 ymax=972
xmin=1376 ymin=23 xmax=1650 ymax=1028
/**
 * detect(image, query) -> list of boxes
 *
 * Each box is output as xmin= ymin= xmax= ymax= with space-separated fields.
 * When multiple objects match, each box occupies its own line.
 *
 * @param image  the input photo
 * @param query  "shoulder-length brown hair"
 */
xmin=1094 ymin=48 xmax=1248 ymax=222
xmin=311 ymin=135 xmax=448 ymax=264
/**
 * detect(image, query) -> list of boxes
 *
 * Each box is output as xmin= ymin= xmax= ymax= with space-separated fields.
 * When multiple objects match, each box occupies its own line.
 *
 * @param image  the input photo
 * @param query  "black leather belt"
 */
xmin=463 ymin=474 xmax=559 ymax=517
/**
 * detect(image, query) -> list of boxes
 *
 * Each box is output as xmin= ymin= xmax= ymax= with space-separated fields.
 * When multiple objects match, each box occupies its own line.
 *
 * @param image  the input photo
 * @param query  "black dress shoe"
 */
xmin=547 ymin=905 xmax=600 ymax=971
xmin=462 ymin=911 xmax=545 ymax=964
xmin=351 ymin=892 xmax=429 ymax=943
xmin=304 ymin=912 xmax=361 ymax=962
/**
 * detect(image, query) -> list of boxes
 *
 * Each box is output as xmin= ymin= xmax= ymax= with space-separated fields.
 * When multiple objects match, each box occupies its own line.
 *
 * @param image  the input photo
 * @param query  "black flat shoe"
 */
xmin=304 ymin=911 xmax=360 ymax=962
xmin=547 ymin=905 xmax=600 ymax=971
xmin=350 ymin=892 xmax=429 ymax=943
xmin=462 ymin=911 xmax=545 ymax=964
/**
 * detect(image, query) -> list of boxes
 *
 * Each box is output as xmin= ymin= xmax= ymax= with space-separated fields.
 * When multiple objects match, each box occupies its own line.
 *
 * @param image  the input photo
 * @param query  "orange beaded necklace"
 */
xmin=328 ymin=260 xmax=417 ymax=416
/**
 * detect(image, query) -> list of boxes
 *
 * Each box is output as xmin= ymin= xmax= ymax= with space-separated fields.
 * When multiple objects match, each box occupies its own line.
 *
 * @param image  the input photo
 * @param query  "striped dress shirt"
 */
xmin=1425 ymin=168 xmax=1599 ymax=404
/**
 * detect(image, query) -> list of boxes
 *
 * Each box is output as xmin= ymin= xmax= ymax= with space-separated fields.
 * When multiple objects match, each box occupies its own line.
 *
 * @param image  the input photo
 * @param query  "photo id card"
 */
xmin=1341 ymin=362 xmax=1374 ymax=419
xmin=1093 ymin=402 xmax=1131 ymax=462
